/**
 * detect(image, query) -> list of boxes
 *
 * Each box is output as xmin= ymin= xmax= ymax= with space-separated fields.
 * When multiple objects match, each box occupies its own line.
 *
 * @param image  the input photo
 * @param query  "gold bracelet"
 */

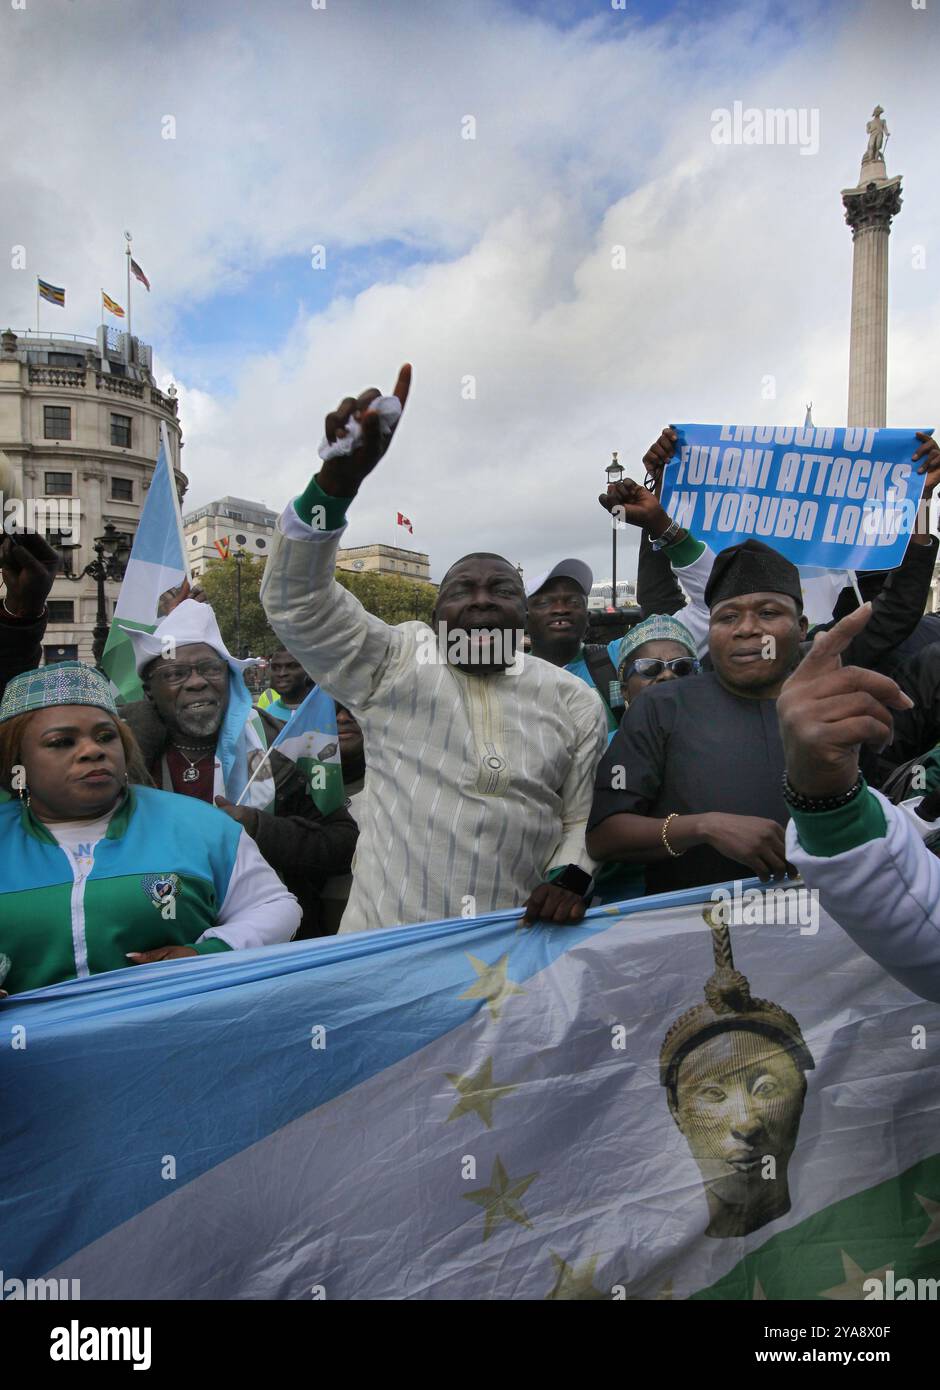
xmin=661 ymin=812 xmax=684 ymax=858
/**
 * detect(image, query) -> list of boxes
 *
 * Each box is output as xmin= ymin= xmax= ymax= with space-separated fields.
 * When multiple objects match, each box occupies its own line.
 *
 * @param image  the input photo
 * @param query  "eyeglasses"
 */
xmin=620 ymin=656 xmax=700 ymax=682
xmin=149 ymin=661 xmax=229 ymax=688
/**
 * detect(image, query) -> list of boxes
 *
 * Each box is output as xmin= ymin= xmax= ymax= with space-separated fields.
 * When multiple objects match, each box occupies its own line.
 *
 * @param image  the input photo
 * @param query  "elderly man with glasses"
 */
xmin=119 ymin=599 xmax=357 ymax=938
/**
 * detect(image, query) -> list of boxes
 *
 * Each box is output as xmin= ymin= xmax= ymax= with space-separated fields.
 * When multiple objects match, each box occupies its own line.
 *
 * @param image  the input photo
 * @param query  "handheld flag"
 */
xmin=130 ymin=258 xmax=151 ymax=291
xmin=397 ymin=511 xmax=413 ymax=534
xmin=100 ymin=422 xmax=189 ymax=702
xmin=214 ymin=536 xmax=231 ymax=560
xmin=37 ymin=278 xmax=65 ymax=307
xmin=238 ymin=684 xmax=344 ymax=814
xmin=102 ymin=290 xmax=125 ymax=318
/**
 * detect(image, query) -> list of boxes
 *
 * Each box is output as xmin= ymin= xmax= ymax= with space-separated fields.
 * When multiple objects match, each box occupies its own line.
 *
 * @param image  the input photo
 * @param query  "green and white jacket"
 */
xmin=0 ymin=785 xmax=301 ymax=995
xmin=787 ymin=785 xmax=940 ymax=1005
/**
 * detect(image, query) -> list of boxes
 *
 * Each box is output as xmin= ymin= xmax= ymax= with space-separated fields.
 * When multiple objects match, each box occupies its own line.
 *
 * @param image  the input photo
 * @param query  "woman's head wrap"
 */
xmin=0 ymin=661 xmax=118 ymax=724
xmin=617 ymin=614 xmax=697 ymax=678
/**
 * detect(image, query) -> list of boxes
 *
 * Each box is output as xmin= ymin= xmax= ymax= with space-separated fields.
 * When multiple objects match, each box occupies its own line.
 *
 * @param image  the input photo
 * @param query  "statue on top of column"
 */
xmin=863 ymin=106 xmax=889 ymax=165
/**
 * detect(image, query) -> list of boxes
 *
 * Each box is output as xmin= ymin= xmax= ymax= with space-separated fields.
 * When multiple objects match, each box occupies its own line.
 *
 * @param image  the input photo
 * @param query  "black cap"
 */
xmin=704 ymin=539 xmax=803 ymax=611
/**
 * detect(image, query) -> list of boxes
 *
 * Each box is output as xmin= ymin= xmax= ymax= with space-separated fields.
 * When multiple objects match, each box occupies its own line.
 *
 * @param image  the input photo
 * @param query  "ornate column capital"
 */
xmin=842 ymin=177 xmax=903 ymax=236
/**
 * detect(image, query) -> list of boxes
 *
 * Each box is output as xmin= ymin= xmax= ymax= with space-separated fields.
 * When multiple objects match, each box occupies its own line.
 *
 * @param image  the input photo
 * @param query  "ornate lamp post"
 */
xmin=605 ymin=450 xmax=624 ymax=609
xmin=65 ymin=523 xmax=132 ymax=665
xmin=232 ymin=548 xmax=247 ymax=659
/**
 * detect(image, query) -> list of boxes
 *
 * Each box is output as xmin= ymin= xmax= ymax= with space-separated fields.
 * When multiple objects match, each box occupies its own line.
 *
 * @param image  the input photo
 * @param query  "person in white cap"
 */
xmin=261 ymin=367 xmax=608 ymax=935
xmin=525 ymin=559 xmax=620 ymax=737
xmin=119 ymin=598 xmax=357 ymax=938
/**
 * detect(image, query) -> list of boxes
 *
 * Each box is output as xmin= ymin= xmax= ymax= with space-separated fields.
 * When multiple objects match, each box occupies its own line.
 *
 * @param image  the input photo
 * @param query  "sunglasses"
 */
xmin=620 ymin=656 xmax=700 ymax=682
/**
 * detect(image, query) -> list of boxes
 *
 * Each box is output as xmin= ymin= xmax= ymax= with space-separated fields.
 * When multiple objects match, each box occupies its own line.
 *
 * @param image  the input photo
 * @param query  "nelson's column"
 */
xmin=841 ymin=106 xmax=902 ymax=428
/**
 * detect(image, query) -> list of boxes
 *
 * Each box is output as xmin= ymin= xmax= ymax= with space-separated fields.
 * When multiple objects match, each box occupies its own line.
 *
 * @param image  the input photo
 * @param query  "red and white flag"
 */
xmin=130 ymin=258 xmax=151 ymax=291
xmin=396 ymin=512 xmax=413 ymax=535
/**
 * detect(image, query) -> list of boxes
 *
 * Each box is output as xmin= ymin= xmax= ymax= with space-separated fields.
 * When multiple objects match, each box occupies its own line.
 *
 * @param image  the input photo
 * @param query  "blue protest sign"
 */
xmin=660 ymin=423 xmax=931 ymax=571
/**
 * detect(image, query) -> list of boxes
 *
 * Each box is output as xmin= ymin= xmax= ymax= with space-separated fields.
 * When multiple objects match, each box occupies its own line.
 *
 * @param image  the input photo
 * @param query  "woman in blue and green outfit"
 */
xmin=0 ymin=663 xmax=301 ymax=996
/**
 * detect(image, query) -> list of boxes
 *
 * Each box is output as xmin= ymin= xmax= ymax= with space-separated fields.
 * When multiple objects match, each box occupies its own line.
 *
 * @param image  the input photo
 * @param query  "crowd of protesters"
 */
xmin=3 ymin=364 xmax=940 ymax=1003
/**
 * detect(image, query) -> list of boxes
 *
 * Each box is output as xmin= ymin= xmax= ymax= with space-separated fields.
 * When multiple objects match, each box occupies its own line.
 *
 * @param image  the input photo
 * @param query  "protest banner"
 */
xmin=3 ymin=880 xmax=938 ymax=1300
xmin=660 ymin=424 xmax=933 ymax=571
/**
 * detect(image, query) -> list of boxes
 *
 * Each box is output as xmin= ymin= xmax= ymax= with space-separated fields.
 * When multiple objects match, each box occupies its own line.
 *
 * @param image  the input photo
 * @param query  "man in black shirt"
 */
xmin=587 ymin=540 xmax=807 ymax=892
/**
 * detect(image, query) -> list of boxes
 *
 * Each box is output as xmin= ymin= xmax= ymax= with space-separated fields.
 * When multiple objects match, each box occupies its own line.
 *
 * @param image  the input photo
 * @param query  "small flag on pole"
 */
xmin=37 ymin=278 xmax=65 ymax=307
xmin=397 ymin=512 xmax=413 ymax=534
xmin=130 ymin=258 xmax=151 ymax=291
xmin=102 ymin=290 xmax=125 ymax=318
xmin=266 ymin=686 xmax=345 ymax=815
xmin=214 ymin=536 xmax=231 ymax=560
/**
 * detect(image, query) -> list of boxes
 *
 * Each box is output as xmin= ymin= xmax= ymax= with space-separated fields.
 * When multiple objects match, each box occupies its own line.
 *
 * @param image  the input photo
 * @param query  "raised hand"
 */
xmin=0 ymin=530 xmax=59 ymax=619
xmin=599 ymin=476 xmax=674 ymax=538
xmin=777 ymin=604 xmax=914 ymax=799
xmin=317 ymin=364 xmax=412 ymax=499
xmin=914 ymin=431 xmax=940 ymax=498
xmin=641 ymin=426 xmax=679 ymax=497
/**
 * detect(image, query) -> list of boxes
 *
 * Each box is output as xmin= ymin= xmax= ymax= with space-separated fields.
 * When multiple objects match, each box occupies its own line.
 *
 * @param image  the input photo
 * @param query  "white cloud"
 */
xmin=3 ymin=0 xmax=938 ymax=585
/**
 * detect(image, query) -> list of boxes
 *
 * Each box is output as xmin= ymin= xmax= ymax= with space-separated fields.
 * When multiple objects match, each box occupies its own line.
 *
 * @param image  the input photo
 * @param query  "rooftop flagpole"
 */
xmin=124 ymin=230 xmax=133 ymax=342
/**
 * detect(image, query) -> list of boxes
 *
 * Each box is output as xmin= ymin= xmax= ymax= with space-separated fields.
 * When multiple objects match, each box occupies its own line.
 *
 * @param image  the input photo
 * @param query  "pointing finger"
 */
xmin=392 ymin=363 xmax=412 ymax=410
xmin=799 ymin=603 xmax=875 ymax=671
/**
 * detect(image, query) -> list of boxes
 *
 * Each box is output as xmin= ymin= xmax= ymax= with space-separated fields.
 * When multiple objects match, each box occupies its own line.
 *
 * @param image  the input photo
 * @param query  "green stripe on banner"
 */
xmin=296 ymin=756 xmax=346 ymax=815
xmin=691 ymin=1153 xmax=940 ymax=1301
xmin=101 ymin=620 xmax=151 ymax=704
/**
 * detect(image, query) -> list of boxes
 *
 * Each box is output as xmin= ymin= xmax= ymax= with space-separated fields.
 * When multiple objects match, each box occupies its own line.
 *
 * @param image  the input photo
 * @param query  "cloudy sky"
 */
xmin=2 ymin=0 xmax=938 ymax=586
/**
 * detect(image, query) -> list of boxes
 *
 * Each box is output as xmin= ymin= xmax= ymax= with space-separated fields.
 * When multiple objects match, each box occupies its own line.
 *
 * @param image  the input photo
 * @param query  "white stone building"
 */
xmin=183 ymin=496 xmax=277 ymax=578
xmin=0 ymin=325 xmax=184 ymax=663
xmin=335 ymin=542 xmax=432 ymax=585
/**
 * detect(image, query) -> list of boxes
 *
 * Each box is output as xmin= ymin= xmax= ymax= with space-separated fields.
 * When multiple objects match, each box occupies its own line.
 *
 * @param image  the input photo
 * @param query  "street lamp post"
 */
xmin=65 ymin=523 xmax=132 ymax=666
xmin=605 ymin=450 xmax=625 ymax=610
xmin=233 ymin=549 xmax=246 ymax=659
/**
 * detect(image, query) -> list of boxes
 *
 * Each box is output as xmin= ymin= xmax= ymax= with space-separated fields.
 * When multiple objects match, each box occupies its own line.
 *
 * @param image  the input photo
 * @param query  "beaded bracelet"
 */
xmin=661 ymin=812 xmax=684 ymax=857
xmin=781 ymin=771 xmax=864 ymax=813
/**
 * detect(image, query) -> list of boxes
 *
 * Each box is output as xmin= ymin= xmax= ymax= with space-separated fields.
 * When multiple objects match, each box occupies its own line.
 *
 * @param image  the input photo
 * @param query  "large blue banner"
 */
xmin=660 ymin=423 xmax=932 ymax=571
xmin=1 ymin=882 xmax=938 ymax=1300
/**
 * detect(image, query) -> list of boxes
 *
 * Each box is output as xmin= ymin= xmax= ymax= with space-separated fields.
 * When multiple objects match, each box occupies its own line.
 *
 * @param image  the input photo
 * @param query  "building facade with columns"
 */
xmin=335 ymin=542 xmax=432 ymax=585
xmin=182 ymin=496 xmax=277 ymax=578
xmin=0 ymin=325 xmax=184 ymax=663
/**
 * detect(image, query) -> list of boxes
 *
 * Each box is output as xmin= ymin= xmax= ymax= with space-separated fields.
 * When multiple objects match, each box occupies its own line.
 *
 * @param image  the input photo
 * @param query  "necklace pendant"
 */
xmin=182 ymin=766 xmax=201 ymax=783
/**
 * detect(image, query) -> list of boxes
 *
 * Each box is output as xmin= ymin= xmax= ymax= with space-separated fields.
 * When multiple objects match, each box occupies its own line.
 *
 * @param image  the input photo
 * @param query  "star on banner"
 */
xmin=445 ymin=1057 xmax=517 ymax=1128
xmin=546 ymin=1253 xmax=606 ymax=1301
xmin=819 ymin=1252 xmax=893 ymax=1301
xmin=459 ymin=952 xmax=524 ymax=1019
xmin=914 ymin=1193 xmax=940 ymax=1248
xmin=463 ymin=1156 xmax=537 ymax=1241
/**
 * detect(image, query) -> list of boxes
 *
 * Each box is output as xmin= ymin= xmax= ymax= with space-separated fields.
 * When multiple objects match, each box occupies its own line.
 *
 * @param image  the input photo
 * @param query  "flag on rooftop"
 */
xmin=37 ymin=277 xmax=65 ymax=306
xmin=101 ymin=290 xmax=125 ymax=318
xmin=397 ymin=511 xmax=413 ymax=534
xmin=130 ymin=257 xmax=151 ymax=291
xmin=4 ymin=881 xmax=938 ymax=1299
xmin=100 ymin=423 xmax=189 ymax=702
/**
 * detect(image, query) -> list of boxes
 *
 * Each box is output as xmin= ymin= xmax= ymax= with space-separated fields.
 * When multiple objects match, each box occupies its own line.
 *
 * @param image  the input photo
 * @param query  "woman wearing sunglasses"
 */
xmin=616 ymin=616 xmax=700 ymax=707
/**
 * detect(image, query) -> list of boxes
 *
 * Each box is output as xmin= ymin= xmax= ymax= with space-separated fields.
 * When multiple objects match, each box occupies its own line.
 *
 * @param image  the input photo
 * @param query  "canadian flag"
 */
xmin=396 ymin=512 xmax=413 ymax=535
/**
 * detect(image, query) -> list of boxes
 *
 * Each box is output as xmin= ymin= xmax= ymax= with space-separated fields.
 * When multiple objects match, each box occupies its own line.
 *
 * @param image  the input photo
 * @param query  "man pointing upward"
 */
xmin=261 ymin=366 xmax=607 ymax=934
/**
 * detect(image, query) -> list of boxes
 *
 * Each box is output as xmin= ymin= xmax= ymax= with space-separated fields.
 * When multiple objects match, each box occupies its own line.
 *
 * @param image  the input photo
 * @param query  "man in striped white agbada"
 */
xmin=261 ymin=365 xmax=608 ymax=935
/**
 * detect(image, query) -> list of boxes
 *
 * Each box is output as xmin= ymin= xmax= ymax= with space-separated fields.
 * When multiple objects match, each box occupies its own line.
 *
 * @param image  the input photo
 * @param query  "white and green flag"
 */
xmin=100 ymin=422 xmax=189 ymax=701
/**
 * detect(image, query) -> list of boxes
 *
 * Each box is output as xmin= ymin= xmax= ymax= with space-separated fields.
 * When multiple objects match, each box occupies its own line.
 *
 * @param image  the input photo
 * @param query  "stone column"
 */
xmin=842 ymin=162 xmax=902 ymax=428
